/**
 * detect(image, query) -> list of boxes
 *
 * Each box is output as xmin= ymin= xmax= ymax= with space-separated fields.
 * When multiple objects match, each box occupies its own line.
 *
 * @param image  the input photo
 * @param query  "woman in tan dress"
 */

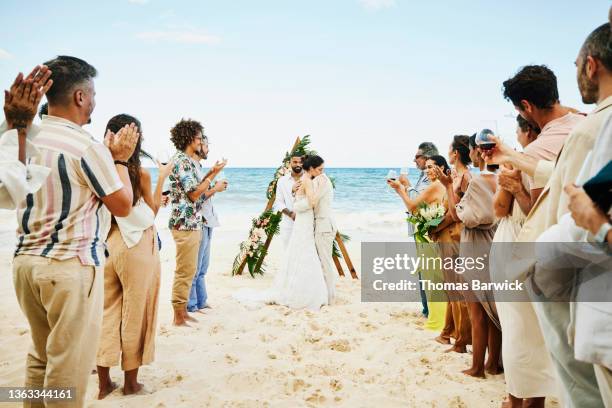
xmin=437 ymin=134 xmax=501 ymax=377
xmin=429 ymin=139 xmax=473 ymax=354
xmin=96 ymin=114 xmax=172 ymax=398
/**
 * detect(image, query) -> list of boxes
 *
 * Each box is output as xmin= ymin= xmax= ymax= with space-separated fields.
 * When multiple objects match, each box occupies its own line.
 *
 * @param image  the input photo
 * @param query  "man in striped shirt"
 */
xmin=9 ymin=56 xmax=138 ymax=408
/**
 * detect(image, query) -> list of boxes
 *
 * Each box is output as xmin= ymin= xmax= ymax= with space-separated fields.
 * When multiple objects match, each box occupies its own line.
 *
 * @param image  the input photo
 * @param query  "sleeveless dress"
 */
xmin=234 ymin=194 xmax=328 ymax=311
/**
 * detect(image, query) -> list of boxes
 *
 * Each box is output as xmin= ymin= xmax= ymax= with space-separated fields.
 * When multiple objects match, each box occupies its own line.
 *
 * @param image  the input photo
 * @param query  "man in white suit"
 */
xmin=303 ymin=155 xmax=338 ymax=304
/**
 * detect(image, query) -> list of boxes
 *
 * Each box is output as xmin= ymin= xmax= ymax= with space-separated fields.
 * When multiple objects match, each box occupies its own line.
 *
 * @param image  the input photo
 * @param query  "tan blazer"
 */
xmin=313 ymin=174 xmax=336 ymax=234
xmin=518 ymin=95 xmax=612 ymax=242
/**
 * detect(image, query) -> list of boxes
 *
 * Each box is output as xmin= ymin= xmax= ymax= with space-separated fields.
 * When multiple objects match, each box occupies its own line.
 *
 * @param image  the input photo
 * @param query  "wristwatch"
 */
xmin=594 ymin=222 xmax=612 ymax=243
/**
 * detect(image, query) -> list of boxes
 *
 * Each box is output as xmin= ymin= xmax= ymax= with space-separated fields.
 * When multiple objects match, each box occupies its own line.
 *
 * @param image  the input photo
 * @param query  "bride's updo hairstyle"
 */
xmin=302 ymin=154 xmax=324 ymax=171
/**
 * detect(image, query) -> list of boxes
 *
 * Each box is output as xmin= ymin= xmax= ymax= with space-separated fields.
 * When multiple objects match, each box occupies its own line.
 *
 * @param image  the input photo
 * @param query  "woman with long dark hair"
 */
xmin=96 ymin=114 xmax=172 ymax=398
xmin=429 ymin=136 xmax=473 ymax=353
xmin=389 ymin=155 xmax=452 ymax=331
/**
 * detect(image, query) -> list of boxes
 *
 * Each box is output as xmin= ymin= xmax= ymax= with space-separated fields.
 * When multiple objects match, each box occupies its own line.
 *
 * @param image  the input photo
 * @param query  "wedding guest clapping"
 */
xmin=12 ymin=56 xmax=138 ymax=408
xmin=1 ymin=65 xmax=53 ymax=209
xmin=168 ymin=119 xmax=226 ymax=326
xmin=187 ymin=135 xmax=228 ymax=314
xmin=95 ymin=114 xmax=171 ymax=398
xmin=436 ymin=135 xmax=501 ymax=378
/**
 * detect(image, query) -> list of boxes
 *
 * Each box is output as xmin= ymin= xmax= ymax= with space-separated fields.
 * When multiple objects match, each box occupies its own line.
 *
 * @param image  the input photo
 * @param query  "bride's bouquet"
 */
xmin=406 ymin=202 xmax=445 ymax=243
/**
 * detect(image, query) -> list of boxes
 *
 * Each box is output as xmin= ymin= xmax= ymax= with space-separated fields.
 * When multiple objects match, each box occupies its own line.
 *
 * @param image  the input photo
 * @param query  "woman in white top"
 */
xmin=96 ymin=114 xmax=172 ymax=399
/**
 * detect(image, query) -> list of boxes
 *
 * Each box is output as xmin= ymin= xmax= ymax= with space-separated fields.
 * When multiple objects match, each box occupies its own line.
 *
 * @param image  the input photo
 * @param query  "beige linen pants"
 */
xmin=96 ymin=226 xmax=161 ymax=371
xmin=13 ymin=255 xmax=103 ymax=408
xmin=171 ymin=230 xmax=201 ymax=310
xmin=314 ymin=231 xmax=336 ymax=303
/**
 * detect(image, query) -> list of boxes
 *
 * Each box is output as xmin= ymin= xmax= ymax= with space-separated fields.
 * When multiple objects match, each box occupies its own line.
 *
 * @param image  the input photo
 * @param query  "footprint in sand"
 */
xmin=259 ymin=333 xmax=277 ymax=343
xmin=448 ymin=396 xmax=468 ymax=408
xmin=328 ymin=339 xmax=351 ymax=352
xmin=305 ymin=389 xmax=326 ymax=404
xmin=359 ymin=322 xmax=378 ymax=332
xmin=209 ymin=324 xmax=224 ymax=335
xmin=224 ymin=354 xmax=239 ymax=365
xmin=285 ymin=378 xmax=310 ymax=394
xmin=329 ymin=379 xmax=342 ymax=391
xmin=309 ymin=322 xmax=320 ymax=331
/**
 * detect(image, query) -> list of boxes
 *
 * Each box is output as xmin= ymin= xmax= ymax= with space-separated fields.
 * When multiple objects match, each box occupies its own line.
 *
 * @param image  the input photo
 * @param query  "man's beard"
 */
xmin=291 ymin=166 xmax=302 ymax=173
xmin=579 ymin=76 xmax=598 ymax=104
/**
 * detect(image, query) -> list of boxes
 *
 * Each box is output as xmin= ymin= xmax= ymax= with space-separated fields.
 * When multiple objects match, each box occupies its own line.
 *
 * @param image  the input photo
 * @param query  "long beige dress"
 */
xmin=492 ymin=203 xmax=557 ymax=398
xmin=455 ymin=174 xmax=499 ymax=328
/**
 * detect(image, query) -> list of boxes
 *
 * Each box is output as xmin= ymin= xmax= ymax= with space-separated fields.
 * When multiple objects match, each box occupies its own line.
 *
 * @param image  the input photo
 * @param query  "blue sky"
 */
xmin=0 ymin=0 xmax=609 ymax=167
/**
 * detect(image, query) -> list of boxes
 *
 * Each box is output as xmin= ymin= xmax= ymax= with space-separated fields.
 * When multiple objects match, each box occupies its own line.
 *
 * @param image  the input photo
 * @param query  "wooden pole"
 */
xmin=335 ymin=232 xmax=358 ymax=279
xmin=236 ymin=136 xmax=302 ymax=275
xmin=332 ymin=255 xmax=345 ymax=277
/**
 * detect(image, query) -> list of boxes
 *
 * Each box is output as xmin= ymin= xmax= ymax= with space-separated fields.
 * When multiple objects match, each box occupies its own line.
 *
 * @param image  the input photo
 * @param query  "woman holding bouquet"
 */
xmin=388 ymin=155 xmax=450 ymax=332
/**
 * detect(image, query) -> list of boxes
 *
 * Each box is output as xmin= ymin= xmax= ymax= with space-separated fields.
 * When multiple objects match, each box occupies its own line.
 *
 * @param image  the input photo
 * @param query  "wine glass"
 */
xmin=476 ymin=129 xmax=499 ymax=170
xmin=400 ymin=167 xmax=409 ymax=176
xmin=386 ymin=169 xmax=398 ymax=181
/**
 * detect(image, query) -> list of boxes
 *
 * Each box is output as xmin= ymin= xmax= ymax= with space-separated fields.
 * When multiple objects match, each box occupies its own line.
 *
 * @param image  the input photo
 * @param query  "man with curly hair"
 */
xmin=168 ymin=119 xmax=225 ymax=326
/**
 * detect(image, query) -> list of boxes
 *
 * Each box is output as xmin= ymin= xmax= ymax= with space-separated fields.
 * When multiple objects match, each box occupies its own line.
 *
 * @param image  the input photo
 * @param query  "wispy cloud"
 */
xmin=135 ymin=30 xmax=220 ymax=45
xmin=128 ymin=0 xmax=149 ymax=4
xmin=359 ymin=0 xmax=396 ymax=11
xmin=0 ymin=48 xmax=13 ymax=60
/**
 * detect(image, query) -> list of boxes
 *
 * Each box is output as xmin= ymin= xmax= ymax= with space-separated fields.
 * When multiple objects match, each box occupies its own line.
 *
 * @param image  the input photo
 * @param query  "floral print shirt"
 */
xmin=168 ymin=151 xmax=204 ymax=231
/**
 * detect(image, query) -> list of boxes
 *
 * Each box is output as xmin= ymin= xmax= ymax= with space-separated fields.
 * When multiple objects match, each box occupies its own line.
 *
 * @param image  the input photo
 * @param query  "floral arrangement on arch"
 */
xmin=232 ymin=136 xmax=315 ymax=277
xmin=232 ymin=135 xmax=349 ymax=277
xmin=232 ymin=210 xmax=282 ymax=277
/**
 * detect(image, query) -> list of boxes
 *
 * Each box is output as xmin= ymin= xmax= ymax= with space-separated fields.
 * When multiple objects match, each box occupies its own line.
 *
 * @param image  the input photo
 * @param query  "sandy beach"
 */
xmin=0 ymin=207 xmax=519 ymax=407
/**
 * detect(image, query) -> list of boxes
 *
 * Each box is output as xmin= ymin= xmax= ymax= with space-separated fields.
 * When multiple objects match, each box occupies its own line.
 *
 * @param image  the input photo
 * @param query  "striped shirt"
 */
xmin=15 ymin=115 xmax=123 ymax=266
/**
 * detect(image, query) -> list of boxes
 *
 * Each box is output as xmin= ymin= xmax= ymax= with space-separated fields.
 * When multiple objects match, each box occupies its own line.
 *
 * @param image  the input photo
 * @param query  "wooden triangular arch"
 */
xmin=235 ymin=136 xmax=358 ymax=279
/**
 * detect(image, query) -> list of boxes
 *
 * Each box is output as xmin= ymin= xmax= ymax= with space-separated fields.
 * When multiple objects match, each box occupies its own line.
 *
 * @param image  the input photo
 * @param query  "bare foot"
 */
xmin=486 ymin=366 xmax=504 ymax=375
xmin=123 ymin=382 xmax=144 ymax=396
xmin=186 ymin=314 xmax=198 ymax=323
xmin=173 ymin=316 xmax=191 ymax=327
xmin=98 ymin=381 xmax=118 ymax=400
xmin=462 ymin=366 xmax=485 ymax=378
xmin=434 ymin=335 xmax=451 ymax=345
xmin=444 ymin=345 xmax=467 ymax=353
xmin=195 ymin=309 xmax=207 ymax=314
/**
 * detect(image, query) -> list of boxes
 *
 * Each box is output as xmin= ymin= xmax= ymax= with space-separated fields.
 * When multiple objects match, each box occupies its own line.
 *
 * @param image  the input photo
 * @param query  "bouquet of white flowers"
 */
xmin=406 ymin=202 xmax=446 ymax=243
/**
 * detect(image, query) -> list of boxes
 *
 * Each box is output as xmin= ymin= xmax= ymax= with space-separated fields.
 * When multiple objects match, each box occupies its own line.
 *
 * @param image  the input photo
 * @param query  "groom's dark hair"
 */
xmin=303 ymin=154 xmax=324 ymax=170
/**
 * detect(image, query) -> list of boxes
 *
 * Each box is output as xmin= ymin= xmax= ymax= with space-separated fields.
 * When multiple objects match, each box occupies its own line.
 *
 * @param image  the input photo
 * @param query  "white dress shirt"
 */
xmin=0 ymin=121 xmax=50 ymax=209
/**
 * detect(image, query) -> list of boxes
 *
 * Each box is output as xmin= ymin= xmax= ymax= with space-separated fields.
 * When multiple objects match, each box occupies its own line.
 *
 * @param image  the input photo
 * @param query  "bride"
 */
xmin=234 ymin=159 xmax=328 ymax=311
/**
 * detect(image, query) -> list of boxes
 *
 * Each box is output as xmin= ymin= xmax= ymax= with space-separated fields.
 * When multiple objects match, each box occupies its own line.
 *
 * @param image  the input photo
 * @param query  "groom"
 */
xmin=304 ymin=155 xmax=338 ymax=304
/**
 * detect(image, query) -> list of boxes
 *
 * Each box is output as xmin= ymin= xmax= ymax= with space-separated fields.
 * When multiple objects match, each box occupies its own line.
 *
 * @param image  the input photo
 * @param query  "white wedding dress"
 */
xmin=234 ymin=194 xmax=328 ymax=311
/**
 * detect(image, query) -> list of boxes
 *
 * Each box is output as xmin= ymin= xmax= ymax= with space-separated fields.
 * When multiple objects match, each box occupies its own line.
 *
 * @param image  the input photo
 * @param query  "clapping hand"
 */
xmin=211 ymin=158 xmax=228 ymax=175
xmin=564 ymin=184 xmax=608 ymax=235
xmin=498 ymin=167 xmax=523 ymax=195
xmin=432 ymin=166 xmax=453 ymax=187
xmin=105 ymin=123 xmax=139 ymax=162
xmin=4 ymin=65 xmax=53 ymax=130
xmin=214 ymin=180 xmax=228 ymax=192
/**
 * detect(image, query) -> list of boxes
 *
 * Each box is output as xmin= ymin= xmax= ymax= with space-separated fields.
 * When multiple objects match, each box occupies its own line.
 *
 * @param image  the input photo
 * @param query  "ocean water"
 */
xmin=148 ymin=167 xmax=422 ymax=215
